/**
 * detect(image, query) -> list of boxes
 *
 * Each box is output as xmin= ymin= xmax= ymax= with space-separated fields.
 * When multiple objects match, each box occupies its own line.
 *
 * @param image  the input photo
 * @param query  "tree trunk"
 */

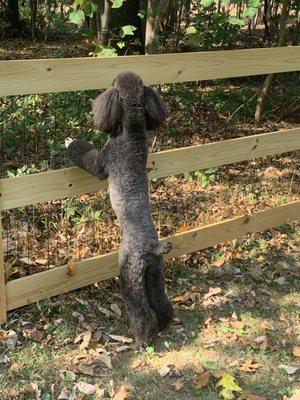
xmin=145 ymin=0 xmax=159 ymax=54
xmin=254 ymin=0 xmax=291 ymax=126
xmin=7 ymin=0 xmax=20 ymax=28
xmin=100 ymin=0 xmax=111 ymax=45
xmin=263 ymin=0 xmax=269 ymax=43
xmin=29 ymin=0 xmax=37 ymax=40
xmin=145 ymin=0 xmax=172 ymax=54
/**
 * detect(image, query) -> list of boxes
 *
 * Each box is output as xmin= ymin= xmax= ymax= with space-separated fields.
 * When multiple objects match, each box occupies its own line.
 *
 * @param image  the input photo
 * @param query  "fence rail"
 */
xmin=0 ymin=46 xmax=299 ymax=96
xmin=0 ymin=46 xmax=299 ymax=323
xmin=1 ymin=128 xmax=299 ymax=210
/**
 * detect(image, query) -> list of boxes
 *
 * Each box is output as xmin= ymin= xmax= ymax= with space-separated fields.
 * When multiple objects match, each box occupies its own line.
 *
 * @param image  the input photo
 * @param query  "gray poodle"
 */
xmin=66 ymin=71 xmax=174 ymax=344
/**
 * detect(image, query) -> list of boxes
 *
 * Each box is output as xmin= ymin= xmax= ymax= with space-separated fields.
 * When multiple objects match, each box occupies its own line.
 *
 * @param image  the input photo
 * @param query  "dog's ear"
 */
xmin=92 ymin=87 xmax=122 ymax=133
xmin=144 ymin=86 xmax=167 ymax=130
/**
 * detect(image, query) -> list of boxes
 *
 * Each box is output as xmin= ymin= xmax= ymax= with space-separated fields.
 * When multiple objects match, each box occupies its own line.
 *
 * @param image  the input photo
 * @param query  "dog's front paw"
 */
xmin=65 ymin=137 xmax=74 ymax=149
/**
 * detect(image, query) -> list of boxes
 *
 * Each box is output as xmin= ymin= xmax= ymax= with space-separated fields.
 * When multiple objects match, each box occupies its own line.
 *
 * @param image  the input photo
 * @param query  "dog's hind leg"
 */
xmin=119 ymin=254 xmax=158 ymax=345
xmin=145 ymin=258 xmax=174 ymax=332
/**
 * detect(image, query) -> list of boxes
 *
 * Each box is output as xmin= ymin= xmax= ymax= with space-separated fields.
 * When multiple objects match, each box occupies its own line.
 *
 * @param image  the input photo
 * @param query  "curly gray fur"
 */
xmin=67 ymin=71 xmax=174 ymax=344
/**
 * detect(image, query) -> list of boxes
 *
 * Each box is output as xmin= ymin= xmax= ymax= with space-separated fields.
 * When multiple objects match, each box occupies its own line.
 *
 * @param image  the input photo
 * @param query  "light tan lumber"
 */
xmin=0 ymin=213 xmax=7 ymax=323
xmin=0 ymin=47 xmax=299 ymax=96
xmin=6 ymin=200 xmax=300 ymax=311
xmin=1 ymin=127 xmax=299 ymax=211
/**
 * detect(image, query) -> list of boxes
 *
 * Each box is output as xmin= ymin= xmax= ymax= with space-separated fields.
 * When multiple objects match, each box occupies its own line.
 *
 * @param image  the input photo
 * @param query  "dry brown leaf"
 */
xmin=76 ymin=381 xmax=96 ymax=395
xmin=203 ymin=287 xmax=222 ymax=300
xmin=238 ymin=392 xmax=267 ymax=400
xmin=293 ymin=346 xmax=300 ymax=357
xmin=172 ymin=379 xmax=183 ymax=391
xmin=108 ymin=334 xmax=133 ymax=344
xmin=159 ymin=365 xmax=171 ymax=377
xmin=113 ymin=382 xmax=132 ymax=400
xmin=8 ymin=363 xmax=20 ymax=376
xmin=194 ymin=371 xmax=210 ymax=388
xmin=67 ymin=262 xmax=77 ymax=277
xmin=79 ymin=330 xmax=92 ymax=351
xmin=260 ymin=320 xmax=274 ymax=331
xmin=111 ymin=303 xmax=122 ymax=318
xmin=77 ymin=364 xmax=95 ymax=376
xmin=279 ymin=313 xmax=288 ymax=323
xmin=239 ymin=360 xmax=261 ymax=373
xmin=176 ymin=223 xmax=190 ymax=233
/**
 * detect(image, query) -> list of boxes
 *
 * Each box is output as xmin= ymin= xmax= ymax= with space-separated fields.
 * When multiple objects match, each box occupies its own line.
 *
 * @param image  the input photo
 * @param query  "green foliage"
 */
xmin=119 ymin=25 xmax=137 ymax=38
xmin=185 ymin=6 xmax=243 ymax=51
xmin=112 ymin=0 xmax=124 ymax=8
xmin=183 ymin=167 xmax=219 ymax=188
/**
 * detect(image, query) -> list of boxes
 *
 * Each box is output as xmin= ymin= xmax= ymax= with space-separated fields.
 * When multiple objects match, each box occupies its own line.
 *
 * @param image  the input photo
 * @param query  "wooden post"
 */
xmin=0 ymin=212 xmax=7 ymax=324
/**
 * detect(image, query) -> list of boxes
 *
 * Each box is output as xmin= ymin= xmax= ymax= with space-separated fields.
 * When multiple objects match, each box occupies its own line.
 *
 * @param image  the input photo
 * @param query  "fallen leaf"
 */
xmin=216 ymin=373 xmax=242 ymax=400
xmin=279 ymin=313 xmax=288 ymax=323
xmin=116 ymin=345 xmax=131 ymax=352
xmin=5 ymin=331 xmax=18 ymax=350
xmin=260 ymin=320 xmax=274 ymax=331
xmin=77 ymin=364 xmax=95 ymax=376
xmin=238 ymin=392 xmax=267 ymax=400
xmin=76 ymin=381 xmax=96 ymax=395
xmin=108 ymin=334 xmax=133 ymax=344
xmin=8 ymin=363 xmax=20 ymax=376
xmin=111 ymin=303 xmax=122 ymax=318
xmin=31 ymin=382 xmax=41 ymax=399
xmin=288 ymin=392 xmax=300 ymax=400
xmin=239 ymin=360 xmax=261 ymax=373
xmin=79 ymin=330 xmax=92 ymax=351
xmin=113 ymin=382 xmax=132 ymax=400
xmin=72 ymin=311 xmax=84 ymax=323
xmin=58 ymin=387 xmax=70 ymax=400
xmin=67 ymin=262 xmax=77 ymax=277
xmin=203 ymin=287 xmax=222 ymax=300
xmin=98 ymin=306 xmax=112 ymax=317
xmin=172 ymin=379 xmax=183 ymax=391
xmin=293 ymin=346 xmax=300 ymax=357
xmin=159 ymin=365 xmax=171 ymax=377
xmin=194 ymin=371 xmax=210 ymax=388
xmin=279 ymin=364 xmax=299 ymax=375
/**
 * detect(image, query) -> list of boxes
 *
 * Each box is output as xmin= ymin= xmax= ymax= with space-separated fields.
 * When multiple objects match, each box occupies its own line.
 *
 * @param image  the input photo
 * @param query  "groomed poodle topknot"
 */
xmin=66 ymin=71 xmax=174 ymax=344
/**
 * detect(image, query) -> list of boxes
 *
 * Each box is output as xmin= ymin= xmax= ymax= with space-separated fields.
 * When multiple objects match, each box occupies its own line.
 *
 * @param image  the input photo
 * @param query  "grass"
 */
xmin=0 ymin=223 xmax=299 ymax=400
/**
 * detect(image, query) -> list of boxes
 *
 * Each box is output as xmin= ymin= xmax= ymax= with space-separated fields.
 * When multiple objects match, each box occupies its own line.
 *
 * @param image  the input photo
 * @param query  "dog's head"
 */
xmin=92 ymin=71 xmax=167 ymax=134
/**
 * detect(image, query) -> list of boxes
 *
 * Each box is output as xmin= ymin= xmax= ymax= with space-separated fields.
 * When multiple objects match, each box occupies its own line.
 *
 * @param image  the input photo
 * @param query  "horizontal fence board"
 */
xmin=0 ymin=47 xmax=299 ymax=96
xmin=1 ymin=128 xmax=299 ymax=210
xmin=6 ymin=200 xmax=300 ymax=311
xmin=0 ymin=214 xmax=6 ymax=322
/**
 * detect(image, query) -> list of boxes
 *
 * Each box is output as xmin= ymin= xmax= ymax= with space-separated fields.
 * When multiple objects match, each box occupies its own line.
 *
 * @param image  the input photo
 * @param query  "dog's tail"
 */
xmin=147 ymin=240 xmax=173 ymax=256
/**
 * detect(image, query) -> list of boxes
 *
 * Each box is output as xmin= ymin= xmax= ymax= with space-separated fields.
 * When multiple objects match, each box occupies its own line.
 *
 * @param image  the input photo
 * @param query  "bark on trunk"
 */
xmin=29 ymin=0 xmax=37 ymax=40
xmin=254 ymin=0 xmax=291 ymax=126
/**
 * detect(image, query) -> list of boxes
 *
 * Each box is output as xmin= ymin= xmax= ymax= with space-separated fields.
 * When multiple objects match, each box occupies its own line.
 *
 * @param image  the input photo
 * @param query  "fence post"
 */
xmin=0 ymin=212 xmax=7 ymax=324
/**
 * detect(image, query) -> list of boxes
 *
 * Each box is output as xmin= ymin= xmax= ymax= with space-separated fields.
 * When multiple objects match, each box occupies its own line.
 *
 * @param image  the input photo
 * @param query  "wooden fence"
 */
xmin=0 ymin=47 xmax=300 ymax=323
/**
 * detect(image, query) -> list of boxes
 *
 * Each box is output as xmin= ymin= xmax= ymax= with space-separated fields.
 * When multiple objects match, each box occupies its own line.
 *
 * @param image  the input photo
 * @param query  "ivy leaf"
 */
xmin=95 ymin=45 xmax=117 ymax=57
xmin=112 ymin=0 xmax=123 ymax=8
xmin=222 ymin=0 xmax=231 ymax=6
xmin=200 ymin=0 xmax=215 ymax=7
xmin=248 ymin=0 xmax=261 ymax=7
xmin=216 ymin=373 xmax=242 ymax=400
xmin=228 ymin=16 xmax=244 ymax=27
xmin=119 ymin=25 xmax=137 ymax=38
xmin=84 ymin=1 xmax=98 ymax=17
xmin=138 ymin=9 xmax=146 ymax=19
xmin=69 ymin=9 xmax=85 ymax=24
xmin=243 ymin=6 xmax=259 ymax=18
xmin=185 ymin=26 xmax=197 ymax=35
xmin=117 ymin=41 xmax=126 ymax=49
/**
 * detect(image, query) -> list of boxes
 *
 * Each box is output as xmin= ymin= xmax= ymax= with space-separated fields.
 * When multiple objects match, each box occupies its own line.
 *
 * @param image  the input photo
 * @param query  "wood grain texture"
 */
xmin=1 ymin=128 xmax=299 ymax=210
xmin=6 ymin=200 xmax=300 ymax=311
xmin=0 ymin=47 xmax=299 ymax=96
xmin=0 ymin=214 xmax=6 ymax=323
